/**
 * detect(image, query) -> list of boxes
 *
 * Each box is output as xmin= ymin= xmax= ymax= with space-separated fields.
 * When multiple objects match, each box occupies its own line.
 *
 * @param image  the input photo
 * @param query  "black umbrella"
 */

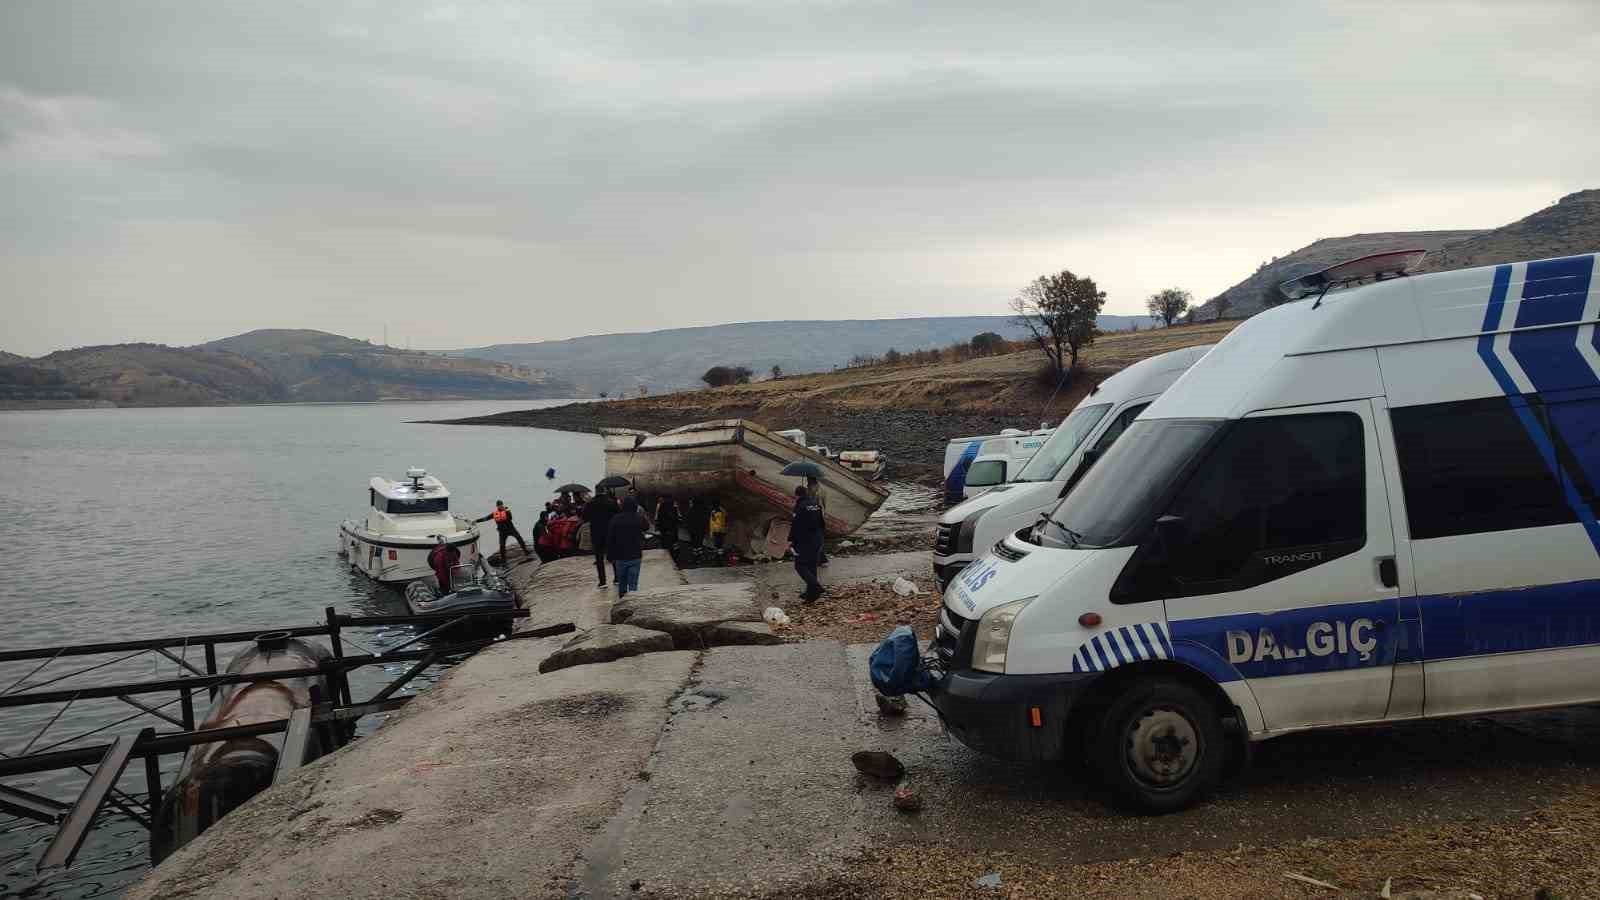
xmin=555 ymin=482 xmax=591 ymax=494
xmin=597 ymin=475 xmax=631 ymax=490
xmin=780 ymin=461 xmax=824 ymax=479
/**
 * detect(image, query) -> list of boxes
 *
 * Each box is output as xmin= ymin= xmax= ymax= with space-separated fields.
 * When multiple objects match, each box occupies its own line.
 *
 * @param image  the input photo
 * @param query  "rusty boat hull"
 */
xmin=603 ymin=420 xmax=890 ymax=557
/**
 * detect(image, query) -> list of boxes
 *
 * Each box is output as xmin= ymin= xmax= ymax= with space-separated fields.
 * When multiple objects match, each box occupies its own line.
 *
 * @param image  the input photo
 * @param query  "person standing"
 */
xmin=806 ymin=475 xmax=830 ymax=566
xmin=655 ymin=496 xmax=681 ymax=559
xmin=583 ymin=486 xmax=620 ymax=589
xmin=789 ymin=484 xmax=825 ymax=602
xmin=427 ymin=535 xmax=460 ymax=595
xmin=605 ymin=496 xmax=649 ymax=597
xmin=686 ymin=496 xmax=710 ymax=557
xmin=476 ymin=500 xmax=529 ymax=560
xmin=709 ymin=502 xmax=727 ymax=551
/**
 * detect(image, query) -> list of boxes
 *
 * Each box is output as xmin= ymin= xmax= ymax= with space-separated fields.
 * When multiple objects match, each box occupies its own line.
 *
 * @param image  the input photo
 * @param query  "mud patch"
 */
xmin=535 ymin=690 xmax=630 ymax=720
xmin=667 ymin=688 xmax=726 ymax=715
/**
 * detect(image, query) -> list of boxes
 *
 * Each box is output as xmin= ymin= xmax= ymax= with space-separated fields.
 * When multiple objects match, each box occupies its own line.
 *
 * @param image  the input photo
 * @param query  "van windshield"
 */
xmin=1038 ymin=418 xmax=1223 ymax=548
xmin=1014 ymin=403 xmax=1113 ymax=481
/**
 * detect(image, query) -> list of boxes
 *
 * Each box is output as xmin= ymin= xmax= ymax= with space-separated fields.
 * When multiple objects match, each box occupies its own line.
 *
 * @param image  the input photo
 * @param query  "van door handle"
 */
xmin=1377 ymin=557 xmax=1398 ymax=589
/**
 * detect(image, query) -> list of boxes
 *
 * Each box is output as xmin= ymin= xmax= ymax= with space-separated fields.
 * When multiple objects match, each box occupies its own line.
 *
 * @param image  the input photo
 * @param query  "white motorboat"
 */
xmin=338 ymin=467 xmax=481 ymax=583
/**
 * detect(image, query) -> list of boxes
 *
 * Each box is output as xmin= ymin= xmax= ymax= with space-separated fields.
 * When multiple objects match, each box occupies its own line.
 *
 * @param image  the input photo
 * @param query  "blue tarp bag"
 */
xmin=869 ymin=625 xmax=939 ymax=696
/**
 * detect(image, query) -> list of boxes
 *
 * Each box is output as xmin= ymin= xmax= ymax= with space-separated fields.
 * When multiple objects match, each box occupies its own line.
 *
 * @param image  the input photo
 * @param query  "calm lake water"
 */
xmin=0 ymin=400 xmax=599 ymax=898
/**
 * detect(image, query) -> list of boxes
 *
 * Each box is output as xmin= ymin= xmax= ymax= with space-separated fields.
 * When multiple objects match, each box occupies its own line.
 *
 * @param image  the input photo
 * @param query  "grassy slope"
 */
xmin=592 ymin=321 xmax=1239 ymax=422
xmin=1415 ymin=188 xmax=1600 ymax=274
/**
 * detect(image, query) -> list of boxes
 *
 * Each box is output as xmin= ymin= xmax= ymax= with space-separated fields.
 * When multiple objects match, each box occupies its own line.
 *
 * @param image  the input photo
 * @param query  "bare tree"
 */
xmin=1010 ymin=270 xmax=1107 ymax=383
xmin=1146 ymin=288 xmax=1192 ymax=327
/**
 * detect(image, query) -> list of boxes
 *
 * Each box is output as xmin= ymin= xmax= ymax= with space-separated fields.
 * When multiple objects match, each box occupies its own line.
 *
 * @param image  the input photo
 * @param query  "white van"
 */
xmin=942 ymin=428 xmax=1052 ymax=502
xmin=931 ymin=251 xmax=1600 ymax=813
xmin=932 ymin=345 xmax=1213 ymax=591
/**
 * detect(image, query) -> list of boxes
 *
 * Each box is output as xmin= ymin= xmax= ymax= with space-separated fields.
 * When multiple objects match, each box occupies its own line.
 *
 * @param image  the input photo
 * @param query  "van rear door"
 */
xmin=1144 ymin=401 xmax=1403 ymax=731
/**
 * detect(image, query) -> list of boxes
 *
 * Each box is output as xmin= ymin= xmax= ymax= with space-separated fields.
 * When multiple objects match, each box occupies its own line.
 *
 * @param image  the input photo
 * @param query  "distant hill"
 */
xmin=1415 ymin=189 xmax=1600 ymax=274
xmin=9 ymin=344 xmax=287 ymax=407
xmin=458 ymin=314 xmax=1160 ymax=396
xmin=0 ymin=351 xmax=28 ymax=365
xmin=203 ymin=328 xmax=575 ymax=402
xmin=1190 ymin=230 xmax=1486 ymax=322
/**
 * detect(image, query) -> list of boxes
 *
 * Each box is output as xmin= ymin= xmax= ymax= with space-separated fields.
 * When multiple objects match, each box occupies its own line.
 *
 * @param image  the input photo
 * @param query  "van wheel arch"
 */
xmin=1067 ymin=661 xmax=1244 ymax=772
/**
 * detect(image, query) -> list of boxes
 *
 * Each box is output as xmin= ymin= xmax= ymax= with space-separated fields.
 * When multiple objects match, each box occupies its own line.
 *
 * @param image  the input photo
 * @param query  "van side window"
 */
xmin=1154 ymin=413 xmax=1365 ymax=596
xmin=1391 ymin=396 xmax=1573 ymax=539
xmin=965 ymin=459 xmax=1006 ymax=488
xmin=1092 ymin=402 xmax=1151 ymax=455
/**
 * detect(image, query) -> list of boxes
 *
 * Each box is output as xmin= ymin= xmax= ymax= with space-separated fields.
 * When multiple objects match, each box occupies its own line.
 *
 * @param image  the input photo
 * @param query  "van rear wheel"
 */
xmin=1089 ymin=678 xmax=1223 ymax=814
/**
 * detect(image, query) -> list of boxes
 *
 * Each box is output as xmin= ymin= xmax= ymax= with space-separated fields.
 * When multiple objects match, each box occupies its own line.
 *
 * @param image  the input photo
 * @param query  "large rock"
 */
xmin=611 ymin=583 xmax=763 ymax=648
xmin=707 ymin=621 xmax=783 ymax=646
xmin=538 ymin=624 xmax=676 ymax=674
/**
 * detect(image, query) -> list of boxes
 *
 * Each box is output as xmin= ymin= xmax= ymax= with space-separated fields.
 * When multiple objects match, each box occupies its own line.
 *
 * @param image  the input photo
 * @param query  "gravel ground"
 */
xmin=776 ymin=578 xmax=942 ymax=644
xmin=767 ymin=783 xmax=1600 ymax=899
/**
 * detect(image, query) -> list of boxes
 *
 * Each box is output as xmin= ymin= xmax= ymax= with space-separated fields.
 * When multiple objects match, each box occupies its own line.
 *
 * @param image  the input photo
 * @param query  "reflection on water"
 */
xmin=0 ymin=400 xmax=599 ymax=898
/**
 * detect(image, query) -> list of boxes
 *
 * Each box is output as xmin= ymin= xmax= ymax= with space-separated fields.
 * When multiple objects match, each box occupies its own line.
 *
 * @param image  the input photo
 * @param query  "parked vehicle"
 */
xmin=930 ymin=251 xmax=1600 ymax=813
xmin=932 ymin=345 xmax=1212 ymax=591
xmin=942 ymin=427 xmax=1052 ymax=503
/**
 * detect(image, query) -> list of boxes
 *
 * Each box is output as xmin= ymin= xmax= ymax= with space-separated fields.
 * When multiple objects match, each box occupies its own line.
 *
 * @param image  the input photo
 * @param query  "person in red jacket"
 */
xmin=427 ymin=536 xmax=461 ymax=595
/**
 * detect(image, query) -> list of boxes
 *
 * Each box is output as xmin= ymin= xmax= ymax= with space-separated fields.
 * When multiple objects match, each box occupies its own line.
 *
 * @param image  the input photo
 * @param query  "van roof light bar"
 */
xmin=1279 ymin=248 xmax=1427 ymax=305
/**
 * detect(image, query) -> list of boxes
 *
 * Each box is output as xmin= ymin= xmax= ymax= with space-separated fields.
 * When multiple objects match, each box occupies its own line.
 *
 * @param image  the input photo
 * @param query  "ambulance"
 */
xmin=930 ymin=251 xmax=1600 ymax=813
xmin=932 ymin=345 xmax=1213 ymax=591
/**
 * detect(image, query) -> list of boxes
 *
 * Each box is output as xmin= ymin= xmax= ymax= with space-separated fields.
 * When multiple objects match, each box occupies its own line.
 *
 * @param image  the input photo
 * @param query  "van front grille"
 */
xmin=935 ymin=522 xmax=957 ymax=555
xmin=935 ymin=606 xmax=971 ymax=666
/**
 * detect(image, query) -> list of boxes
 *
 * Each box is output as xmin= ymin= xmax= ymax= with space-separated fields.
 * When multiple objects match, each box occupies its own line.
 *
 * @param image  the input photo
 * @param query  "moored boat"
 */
xmin=338 ymin=467 xmax=480 ymax=583
xmin=603 ymin=419 xmax=890 ymax=556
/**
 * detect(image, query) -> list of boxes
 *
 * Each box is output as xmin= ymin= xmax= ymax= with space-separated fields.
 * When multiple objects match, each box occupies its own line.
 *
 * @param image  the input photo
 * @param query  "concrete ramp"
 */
xmin=578 ymin=642 xmax=865 ymax=897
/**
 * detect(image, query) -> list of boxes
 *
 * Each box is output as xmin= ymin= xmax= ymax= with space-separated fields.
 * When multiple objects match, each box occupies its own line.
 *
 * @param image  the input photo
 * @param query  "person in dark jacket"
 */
xmin=654 ymin=496 xmax=681 ymax=559
xmin=475 ymin=500 xmax=529 ymax=560
xmin=427 ymin=536 xmax=460 ymax=595
xmin=686 ymin=496 xmax=710 ymax=555
xmin=606 ymin=496 xmax=649 ymax=597
xmin=583 ymin=487 xmax=620 ymax=588
xmin=789 ymin=484 xmax=825 ymax=602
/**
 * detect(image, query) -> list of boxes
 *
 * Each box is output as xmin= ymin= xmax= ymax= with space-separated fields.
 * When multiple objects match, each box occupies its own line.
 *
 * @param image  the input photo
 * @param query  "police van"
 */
xmin=931 ymin=251 xmax=1600 ymax=813
xmin=933 ymin=345 xmax=1213 ymax=591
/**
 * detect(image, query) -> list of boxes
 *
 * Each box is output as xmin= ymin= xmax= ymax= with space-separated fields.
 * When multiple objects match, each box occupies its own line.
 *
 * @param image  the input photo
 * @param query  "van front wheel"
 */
xmin=1090 ymin=679 xmax=1223 ymax=814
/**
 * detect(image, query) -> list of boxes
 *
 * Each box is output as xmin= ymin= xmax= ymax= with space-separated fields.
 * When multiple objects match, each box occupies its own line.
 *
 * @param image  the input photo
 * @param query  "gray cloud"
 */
xmin=1 ymin=0 xmax=1596 ymax=354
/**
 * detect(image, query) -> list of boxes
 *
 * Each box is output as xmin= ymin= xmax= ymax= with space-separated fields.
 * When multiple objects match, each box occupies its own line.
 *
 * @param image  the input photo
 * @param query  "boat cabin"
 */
xmin=366 ymin=468 xmax=457 ymax=534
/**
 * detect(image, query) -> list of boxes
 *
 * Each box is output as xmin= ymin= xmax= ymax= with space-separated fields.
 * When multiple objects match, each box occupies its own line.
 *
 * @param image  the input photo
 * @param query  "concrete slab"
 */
xmin=127 ymin=643 xmax=697 ymax=900
xmin=610 ymin=582 xmax=763 ymax=648
xmin=577 ymin=642 xmax=866 ymax=897
xmin=512 ymin=550 xmax=681 ymax=635
xmin=538 ymin=624 xmax=677 ymax=674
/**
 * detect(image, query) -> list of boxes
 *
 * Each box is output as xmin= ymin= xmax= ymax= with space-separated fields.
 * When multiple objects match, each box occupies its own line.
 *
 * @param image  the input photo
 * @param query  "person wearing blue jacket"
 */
xmin=605 ymin=496 xmax=650 ymax=597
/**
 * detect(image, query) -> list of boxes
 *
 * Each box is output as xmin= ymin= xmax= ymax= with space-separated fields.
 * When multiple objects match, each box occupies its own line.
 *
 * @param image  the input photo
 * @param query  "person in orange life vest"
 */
xmin=427 ymin=535 xmax=460 ymax=595
xmin=475 ymin=499 xmax=529 ymax=559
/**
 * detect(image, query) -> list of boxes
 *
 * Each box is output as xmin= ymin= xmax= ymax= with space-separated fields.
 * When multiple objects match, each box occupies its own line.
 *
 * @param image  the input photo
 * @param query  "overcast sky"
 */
xmin=2 ymin=1 xmax=1596 ymax=356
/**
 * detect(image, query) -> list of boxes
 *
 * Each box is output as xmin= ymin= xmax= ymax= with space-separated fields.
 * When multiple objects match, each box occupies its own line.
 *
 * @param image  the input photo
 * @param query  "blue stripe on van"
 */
xmin=945 ymin=440 xmax=984 ymax=504
xmin=1162 ymin=577 xmax=1600 ymax=683
xmin=1478 ymin=257 xmax=1600 ymax=556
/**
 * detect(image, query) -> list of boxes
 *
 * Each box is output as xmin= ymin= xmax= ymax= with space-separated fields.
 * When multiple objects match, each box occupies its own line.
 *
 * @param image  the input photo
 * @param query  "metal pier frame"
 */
xmin=0 ymin=607 xmax=574 ymax=880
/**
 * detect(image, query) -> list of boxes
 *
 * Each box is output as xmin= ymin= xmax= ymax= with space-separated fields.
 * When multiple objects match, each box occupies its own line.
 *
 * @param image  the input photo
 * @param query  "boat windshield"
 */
xmin=386 ymin=497 xmax=449 ymax=514
xmin=1036 ymin=419 xmax=1223 ymax=549
xmin=1014 ymin=403 xmax=1113 ymax=482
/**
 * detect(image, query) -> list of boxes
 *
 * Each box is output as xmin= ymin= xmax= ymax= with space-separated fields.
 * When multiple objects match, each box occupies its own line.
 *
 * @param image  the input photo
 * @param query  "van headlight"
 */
xmin=956 ymin=507 xmax=990 ymax=553
xmin=971 ymin=596 xmax=1034 ymax=674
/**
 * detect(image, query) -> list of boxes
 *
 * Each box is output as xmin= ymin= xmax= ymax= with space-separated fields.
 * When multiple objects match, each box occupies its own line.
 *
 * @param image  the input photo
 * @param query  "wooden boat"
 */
xmin=603 ymin=420 xmax=890 ymax=557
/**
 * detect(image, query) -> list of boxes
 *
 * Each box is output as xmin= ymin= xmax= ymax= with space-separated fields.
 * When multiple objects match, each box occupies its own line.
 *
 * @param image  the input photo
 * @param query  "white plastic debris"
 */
xmin=892 ymin=577 xmax=920 ymax=597
xmin=763 ymin=606 xmax=790 ymax=626
xmin=974 ymin=872 xmax=1002 ymax=889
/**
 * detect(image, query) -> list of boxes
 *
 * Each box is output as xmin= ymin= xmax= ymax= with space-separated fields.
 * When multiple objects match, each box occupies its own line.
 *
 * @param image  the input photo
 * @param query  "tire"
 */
xmin=1088 ymin=678 xmax=1224 ymax=814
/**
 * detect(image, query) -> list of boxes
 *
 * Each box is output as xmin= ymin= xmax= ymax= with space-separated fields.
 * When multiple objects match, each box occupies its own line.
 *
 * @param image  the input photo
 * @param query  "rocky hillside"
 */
xmin=202 ymin=329 xmax=574 ymax=402
xmin=1190 ymin=230 xmax=1485 ymax=321
xmin=459 ymin=314 xmax=1159 ymax=397
xmin=14 ymin=344 xmax=287 ymax=407
xmin=1415 ymin=189 xmax=1600 ymax=274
